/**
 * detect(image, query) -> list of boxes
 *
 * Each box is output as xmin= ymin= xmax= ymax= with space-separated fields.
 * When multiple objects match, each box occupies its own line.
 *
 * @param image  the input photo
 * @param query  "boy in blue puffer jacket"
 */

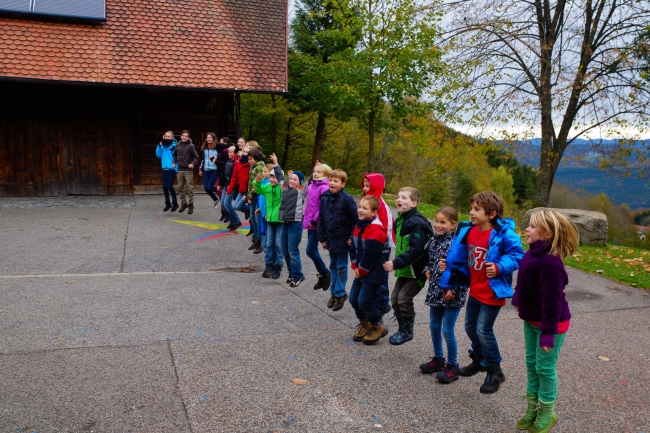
xmin=440 ymin=191 xmax=524 ymax=394
xmin=155 ymin=130 xmax=178 ymax=212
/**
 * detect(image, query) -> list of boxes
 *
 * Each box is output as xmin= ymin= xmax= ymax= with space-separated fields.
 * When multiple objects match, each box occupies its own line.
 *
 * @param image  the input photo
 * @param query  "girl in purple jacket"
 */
xmin=302 ymin=163 xmax=332 ymax=291
xmin=512 ymin=209 xmax=579 ymax=433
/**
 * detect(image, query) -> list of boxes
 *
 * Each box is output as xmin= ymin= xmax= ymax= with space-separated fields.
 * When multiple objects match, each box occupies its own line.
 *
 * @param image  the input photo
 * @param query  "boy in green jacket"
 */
xmin=254 ymin=153 xmax=284 ymax=279
xmin=383 ymin=187 xmax=433 ymax=345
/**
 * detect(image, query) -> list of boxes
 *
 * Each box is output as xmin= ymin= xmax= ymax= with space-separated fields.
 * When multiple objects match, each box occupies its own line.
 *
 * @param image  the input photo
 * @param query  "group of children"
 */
xmin=158 ymin=132 xmax=579 ymax=433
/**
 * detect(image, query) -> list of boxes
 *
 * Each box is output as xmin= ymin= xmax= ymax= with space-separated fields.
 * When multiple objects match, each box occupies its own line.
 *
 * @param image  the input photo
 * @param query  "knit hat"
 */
xmin=293 ymin=171 xmax=305 ymax=185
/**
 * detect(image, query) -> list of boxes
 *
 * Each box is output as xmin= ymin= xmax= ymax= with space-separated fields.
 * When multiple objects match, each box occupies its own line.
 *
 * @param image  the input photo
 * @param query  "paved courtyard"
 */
xmin=1 ymin=194 xmax=649 ymax=432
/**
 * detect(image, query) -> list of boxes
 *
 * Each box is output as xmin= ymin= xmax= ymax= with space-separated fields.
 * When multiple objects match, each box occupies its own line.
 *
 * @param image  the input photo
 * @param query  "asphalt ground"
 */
xmin=1 ymin=194 xmax=649 ymax=433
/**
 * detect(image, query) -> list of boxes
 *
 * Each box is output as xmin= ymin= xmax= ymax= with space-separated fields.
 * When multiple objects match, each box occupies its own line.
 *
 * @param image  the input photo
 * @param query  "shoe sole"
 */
xmin=479 ymin=376 xmax=506 ymax=394
xmin=332 ymin=295 xmax=348 ymax=311
xmin=290 ymin=278 xmax=305 ymax=288
xmin=362 ymin=328 xmax=388 ymax=345
xmin=437 ymin=376 xmax=460 ymax=384
xmin=420 ymin=367 xmax=445 ymax=374
xmin=253 ymin=249 xmax=262 ymax=254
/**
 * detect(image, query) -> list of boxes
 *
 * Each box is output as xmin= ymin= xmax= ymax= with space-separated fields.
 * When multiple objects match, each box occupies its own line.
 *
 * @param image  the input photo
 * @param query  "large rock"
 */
xmin=522 ymin=207 xmax=608 ymax=246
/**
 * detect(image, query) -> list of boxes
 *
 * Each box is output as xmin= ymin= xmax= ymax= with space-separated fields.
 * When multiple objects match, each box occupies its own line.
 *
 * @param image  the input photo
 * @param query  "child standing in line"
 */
xmin=214 ymin=137 xmax=231 ymax=222
xmin=317 ymin=169 xmax=358 ymax=311
xmin=279 ymin=169 xmax=306 ymax=287
xmin=512 ymin=210 xmax=578 ymax=433
xmin=420 ymin=207 xmax=469 ymax=384
xmin=222 ymin=146 xmax=239 ymax=230
xmin=198 ymin=133 xmax=220 ymax=208
xmin=228 ymin=146 xmax=251 ymax=231
xmin=440 ymin=191 xmax=524 ymax=394
xmin=254 ymin=154 xmax=284 ymax=279
xmin=349 ymin=196 xmax=390 ymax=345
xmin=361 ymin=173 xmax=395 ymax=315
xmin=303 ymin=163 xmax=332 ymax=291
xmin=383 ymin=187 xmax=433 ymax=345
xmin=246 ymin=146 xmax=265 ymax=253
xmin=257 ymin=162 xmax=276 ymax=255
xmin=156 ymin=131 xmax=178 ymax=212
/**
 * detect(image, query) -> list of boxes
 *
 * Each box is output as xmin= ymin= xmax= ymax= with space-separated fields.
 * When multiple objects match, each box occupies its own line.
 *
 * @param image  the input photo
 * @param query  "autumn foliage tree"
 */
xmin=439 ymin=0 xmax=650 ymax=206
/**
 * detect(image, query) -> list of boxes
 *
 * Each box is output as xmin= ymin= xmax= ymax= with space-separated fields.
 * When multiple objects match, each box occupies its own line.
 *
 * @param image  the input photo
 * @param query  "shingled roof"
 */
xmin=0 ymin=0 xmax=288 ymax=92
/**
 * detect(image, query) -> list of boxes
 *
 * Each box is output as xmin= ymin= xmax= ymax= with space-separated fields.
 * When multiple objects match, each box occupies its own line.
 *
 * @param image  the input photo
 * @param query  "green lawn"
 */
xmin=346 ymin=186 xmax=649 ymax=290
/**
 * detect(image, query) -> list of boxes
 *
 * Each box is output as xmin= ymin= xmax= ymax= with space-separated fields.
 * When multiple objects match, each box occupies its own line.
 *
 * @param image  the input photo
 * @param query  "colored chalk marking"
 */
xmin=168 ymin=219 xmax=250 ymax=245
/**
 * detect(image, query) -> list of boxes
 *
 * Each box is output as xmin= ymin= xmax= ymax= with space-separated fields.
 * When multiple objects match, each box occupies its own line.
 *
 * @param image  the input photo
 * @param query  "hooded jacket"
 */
xmin=439 ymin=218 xmax=524 ymax=299
xmin=156 ymin=140 xmax=177 ymax=171
xmin=317 ymin=188 xmax=358 ymax=253
xmin=277 ymin=163 xmax=304 ymax=223
xmin=253 ymin=164 xmax=285 ymax=223
xmin=350 ymin=216 xmax=389 ymax=285
xmin=393 ymin=207 xmax=434 ymax=286
xmin=512 ymin=240 xmax=571 ymax=348
xmin=175 ymin=139 xmax=199 ymax=170
xmin=302 ymin=177 xmax=330 ymax=230
xmin=361 ymin=173 xmax=396 ymax=248
xmin=247 ymin=160 xmax=265 ymax=199
xmin=227 ymin=159 xmax=250 ymax=195
xmin=199 ymin=147 xmax=218 ymax=172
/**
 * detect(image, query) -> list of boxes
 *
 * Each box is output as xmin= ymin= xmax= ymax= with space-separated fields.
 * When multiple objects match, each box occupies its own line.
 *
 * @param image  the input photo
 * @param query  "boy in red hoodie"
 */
xmin=361 ymin=173 xmax=395 ymax=315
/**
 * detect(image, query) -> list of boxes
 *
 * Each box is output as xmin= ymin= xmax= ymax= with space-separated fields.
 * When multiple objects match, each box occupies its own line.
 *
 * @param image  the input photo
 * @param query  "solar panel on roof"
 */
xmin=34 ymin=0 xmax=105 ymax=20
xmin=0 ymin=0 xmax=31 ymax=13
xmin=0 ymin=0 xmax=105 ymax=21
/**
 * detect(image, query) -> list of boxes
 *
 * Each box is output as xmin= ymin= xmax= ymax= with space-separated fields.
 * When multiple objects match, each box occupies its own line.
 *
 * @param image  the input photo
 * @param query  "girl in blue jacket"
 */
xmin=155 ymin=130 xmax=178 ymax=212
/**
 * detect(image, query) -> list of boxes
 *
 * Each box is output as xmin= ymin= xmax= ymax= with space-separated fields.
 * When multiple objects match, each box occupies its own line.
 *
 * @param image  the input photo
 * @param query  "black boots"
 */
xmin=272 ymin=264 xmax=282 ymax=280
xmin=313 ymin=272 xmax=331 ymax=291
xmin=248 ymin=237 xmax=259 ymax=251
xmin=389 ymin=316 xmax=414 ymax=345
xmin=479 ymin=362 xmax=505 ymax=394
xmin=262 ymin=264 xmax=273 ymax=278
xmin=163 ymin=202 xmax=172 ymax=212
xmin=458 ymin=350 xmax=487 ymax=377
xmin=170 ymin=202 xmax=179 ymax=212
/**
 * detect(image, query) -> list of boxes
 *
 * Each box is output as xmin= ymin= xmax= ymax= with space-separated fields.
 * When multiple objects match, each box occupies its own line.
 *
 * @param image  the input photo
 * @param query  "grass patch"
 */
xmin=563 ymin=244 xmax=650 ymax=290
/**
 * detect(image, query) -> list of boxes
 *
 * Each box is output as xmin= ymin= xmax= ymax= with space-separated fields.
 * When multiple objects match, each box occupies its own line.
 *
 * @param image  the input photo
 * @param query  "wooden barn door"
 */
xmin=66 ymin=133 xmax=104 ymax=195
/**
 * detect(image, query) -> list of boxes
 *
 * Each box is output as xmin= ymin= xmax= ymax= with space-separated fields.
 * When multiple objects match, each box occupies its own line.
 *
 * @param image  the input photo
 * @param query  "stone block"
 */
xmin=523 ymin=207 xmax=608 ymax=245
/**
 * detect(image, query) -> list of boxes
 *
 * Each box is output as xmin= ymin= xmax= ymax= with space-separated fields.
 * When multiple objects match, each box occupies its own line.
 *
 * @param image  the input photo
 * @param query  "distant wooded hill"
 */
xmin=504 ymin=139 xmax=650 ymax=210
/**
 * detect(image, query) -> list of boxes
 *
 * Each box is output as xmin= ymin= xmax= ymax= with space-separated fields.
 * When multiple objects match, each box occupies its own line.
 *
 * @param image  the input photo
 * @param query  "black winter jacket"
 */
xmin=317 ymin=189 xmax=358 ymax=253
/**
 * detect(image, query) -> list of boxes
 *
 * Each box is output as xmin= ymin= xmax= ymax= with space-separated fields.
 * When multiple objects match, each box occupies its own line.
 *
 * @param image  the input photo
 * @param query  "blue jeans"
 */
xmin=264 ymin=222 xmax=283 ymax=266
xmin=306 ymin=230 xmax=328 ymax=274
xmin=161 ymin=170 xmax=177 ymax=203
xmin=328 ymin=251 xmax=348 ymax=298
xmin=376 ymin=250 xmax=391 ymax=310
xmin=430 ymin=306 xmax=461 ymax=365
xmin=249 ymin=198 xmax=260 ymax=238
xmin=349 ymin=279 xmax=381 ymax=325
xmin=281 ymin=222 xmax=304 ymax=279
xmin=203 ymin=170 xmax=219 ymax=202
xmin=465 ymin=296 xmax=502 ymax=365
xmin=224 ymin=190 xmax=241 ymax=224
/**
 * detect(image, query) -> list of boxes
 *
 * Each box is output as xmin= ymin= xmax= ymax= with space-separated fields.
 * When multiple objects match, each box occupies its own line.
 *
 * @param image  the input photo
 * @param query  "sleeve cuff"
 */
xmin=540 ymin=334 xmax=555 ymax=348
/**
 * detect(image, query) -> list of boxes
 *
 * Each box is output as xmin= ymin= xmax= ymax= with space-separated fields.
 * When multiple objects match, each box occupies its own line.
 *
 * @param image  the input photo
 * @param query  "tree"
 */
xmin=327 ymin=0 xmax=444 ymax=172
xmin=439 ymin=0 xmax=650 ymax=206
xmin=289 ymin=0 xmax=356 ymax=168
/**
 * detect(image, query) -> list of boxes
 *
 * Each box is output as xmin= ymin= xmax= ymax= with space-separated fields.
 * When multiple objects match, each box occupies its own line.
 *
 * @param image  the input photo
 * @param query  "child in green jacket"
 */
xmin=253 ymin=153 xmax=284 ymax=279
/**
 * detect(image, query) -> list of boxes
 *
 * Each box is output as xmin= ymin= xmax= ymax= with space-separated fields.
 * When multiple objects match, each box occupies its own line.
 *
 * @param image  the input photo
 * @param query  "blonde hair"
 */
xmin=314 ymin=163 xmax=332 ymax=178
xmin=246 ymin=140 xmax=262 ymax=150
xmin=399 ymin=186 xmax=421 ymax=203
xmin=163 ymin=130 xmax=174 ymax=138
xmin=529 ymin=210 xmax=580 ymax=259
xmin=228 ymin=146 xmax=236 ymax=152
xmin=360 ymin=195 xmax=380 ymax=212
xmin=329 ymin=169 xmax=347 ymax=183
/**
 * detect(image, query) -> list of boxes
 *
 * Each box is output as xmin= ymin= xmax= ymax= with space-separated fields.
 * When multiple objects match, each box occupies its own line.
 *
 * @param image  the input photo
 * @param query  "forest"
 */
xmin=238 ymin=0 xmax=650 ymax=247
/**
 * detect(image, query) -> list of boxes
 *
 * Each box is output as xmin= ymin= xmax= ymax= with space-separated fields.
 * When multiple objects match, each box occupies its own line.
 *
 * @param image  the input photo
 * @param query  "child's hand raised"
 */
xmin=270 ymin=153 xmax=278 ymax=164
xmin=439 ymin=259 xmax=446 ymax=272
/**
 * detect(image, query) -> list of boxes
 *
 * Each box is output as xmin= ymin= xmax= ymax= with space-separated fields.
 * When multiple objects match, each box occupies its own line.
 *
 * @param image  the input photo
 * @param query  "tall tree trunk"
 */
xmin=311 ymin=111 xmax=326 ymax=169
xmin=270 ymin=94 xmax=277 ymax=154
xmin=367 ymin=109 xmax=375 ymax=173
xmin=281 ymin=116 xmax=293 ymax=168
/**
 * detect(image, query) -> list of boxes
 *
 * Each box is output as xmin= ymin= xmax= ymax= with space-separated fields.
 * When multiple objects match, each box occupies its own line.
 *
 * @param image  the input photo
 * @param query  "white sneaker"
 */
xmin=213 ymin=201 xmax=219 ymax=209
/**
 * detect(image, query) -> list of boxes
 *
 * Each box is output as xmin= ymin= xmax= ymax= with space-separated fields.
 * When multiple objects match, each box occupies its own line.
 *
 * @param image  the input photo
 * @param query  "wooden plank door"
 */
xmin=66 ymin=133 xmax=103 ymax=195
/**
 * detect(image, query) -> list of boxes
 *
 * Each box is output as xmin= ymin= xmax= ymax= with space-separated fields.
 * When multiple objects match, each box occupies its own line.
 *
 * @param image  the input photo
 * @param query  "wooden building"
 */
xmin=0 ymin=0 xmax=288 ymax=196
